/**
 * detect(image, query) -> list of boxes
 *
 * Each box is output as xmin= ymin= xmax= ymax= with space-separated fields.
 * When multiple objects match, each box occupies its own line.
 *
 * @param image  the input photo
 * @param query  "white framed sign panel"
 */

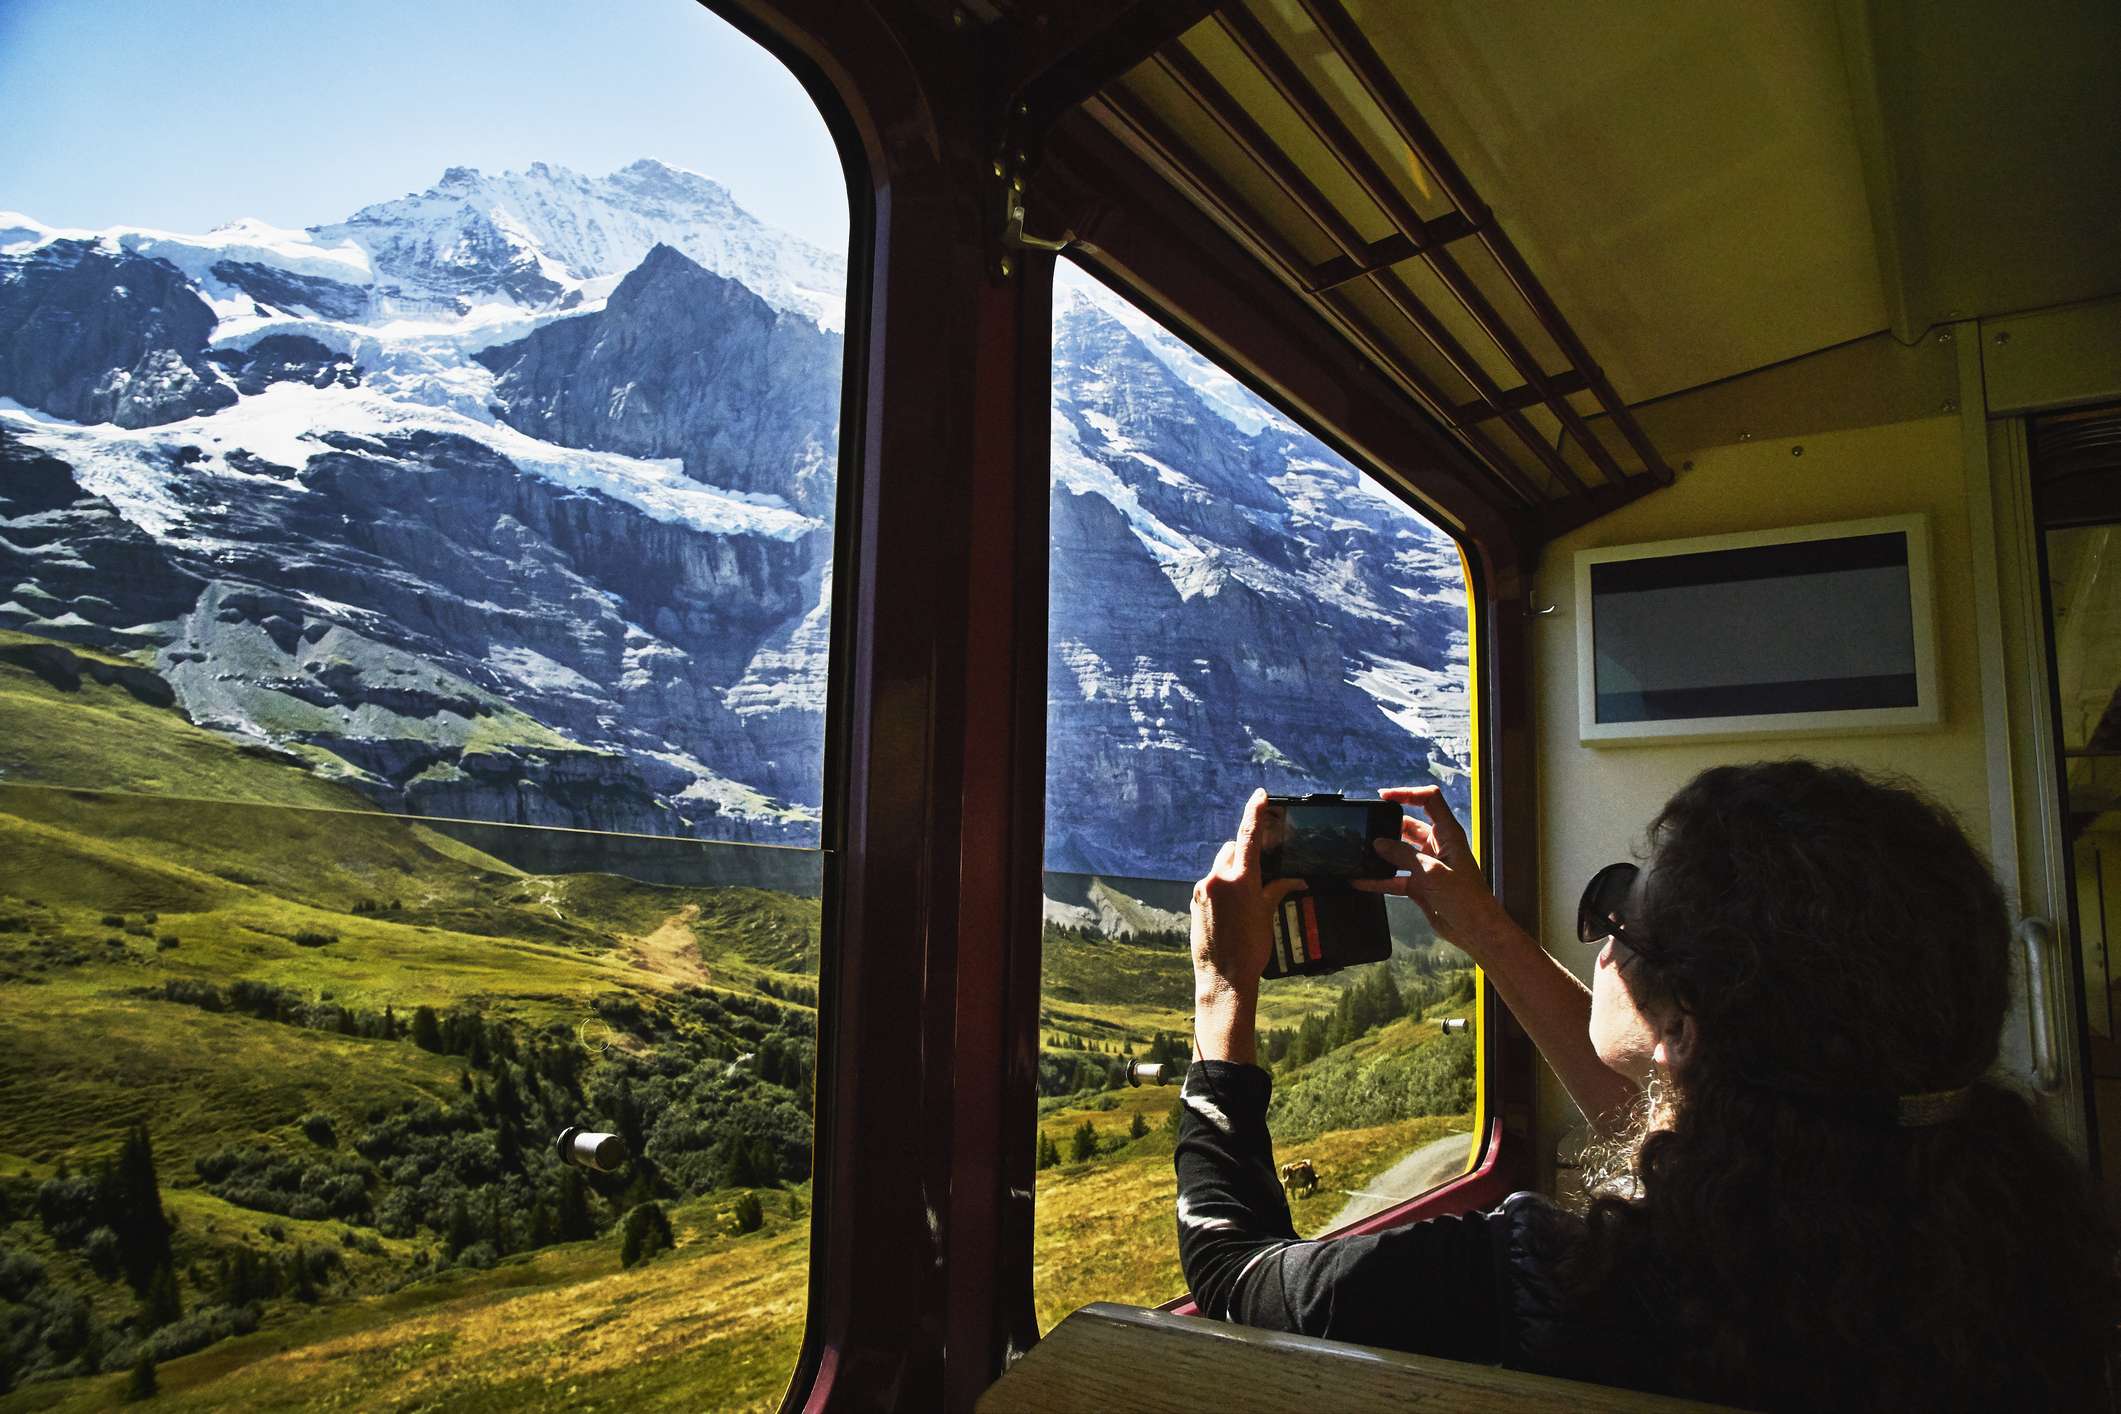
xmin=1574 ymin=512 xmax=1941 ymax=746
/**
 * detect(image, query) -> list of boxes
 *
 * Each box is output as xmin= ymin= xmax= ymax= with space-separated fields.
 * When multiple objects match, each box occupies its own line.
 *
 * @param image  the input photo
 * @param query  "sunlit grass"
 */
xmin=4 ymin=1192 xmax=811 ymax=1414
xmin=0 ymin=652 xmax=1470 ymax=1410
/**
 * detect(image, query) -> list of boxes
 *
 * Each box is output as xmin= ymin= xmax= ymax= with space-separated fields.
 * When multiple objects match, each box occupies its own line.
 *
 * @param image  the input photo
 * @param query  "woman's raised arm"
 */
xmin=1358 ymin=787 xmax=1641 ymax=1135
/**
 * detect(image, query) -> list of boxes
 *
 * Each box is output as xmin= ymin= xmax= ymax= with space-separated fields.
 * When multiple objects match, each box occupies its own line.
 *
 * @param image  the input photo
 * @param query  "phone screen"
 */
xmin=1262 ymin=800 xmax=1398 ymax=881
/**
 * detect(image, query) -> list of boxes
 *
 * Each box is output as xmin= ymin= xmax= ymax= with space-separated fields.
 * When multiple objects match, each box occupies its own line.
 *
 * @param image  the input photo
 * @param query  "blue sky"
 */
xmin=0 ymin=0 xmax=848 ymax=251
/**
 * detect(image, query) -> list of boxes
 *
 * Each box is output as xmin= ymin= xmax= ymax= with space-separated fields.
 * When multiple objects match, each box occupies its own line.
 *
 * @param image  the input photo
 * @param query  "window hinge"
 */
xmin=998 ymin=161 xmax=1077 ymax=255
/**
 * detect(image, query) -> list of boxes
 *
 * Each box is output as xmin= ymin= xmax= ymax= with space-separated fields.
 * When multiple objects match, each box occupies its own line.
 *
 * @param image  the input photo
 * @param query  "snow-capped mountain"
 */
xmin=0 ymin=159 xmax=844 ymax=332
xmin=312 ymin=160 xmax=847 ymax=330
xmin=1044 ymin=268 xmax=1469 ymax=878
xmin=0 ymin=162 xmax=1463 ymax=873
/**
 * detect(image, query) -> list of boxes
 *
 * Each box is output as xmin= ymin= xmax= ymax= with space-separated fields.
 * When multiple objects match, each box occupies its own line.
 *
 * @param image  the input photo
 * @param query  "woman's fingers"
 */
xmin=1401 ymin=815 xmax=1440 ymax=857
xmin=1378 ymin=785 xmax=1470 ymax=861
xmin=1233 ymin=787 xmax=1270 ymax=876
xmin=1371 ymin=836 xmax=1424 ymax=873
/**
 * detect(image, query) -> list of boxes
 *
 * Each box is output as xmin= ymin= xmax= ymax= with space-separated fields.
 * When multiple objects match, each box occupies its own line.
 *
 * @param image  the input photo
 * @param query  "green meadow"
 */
xmin=0 ymin=641 xmax=1472 ymax=1409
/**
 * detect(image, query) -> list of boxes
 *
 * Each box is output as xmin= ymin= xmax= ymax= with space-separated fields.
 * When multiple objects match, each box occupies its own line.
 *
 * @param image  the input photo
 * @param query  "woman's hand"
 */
xmin=1190 ymin=788 xmax=1304 ymax=1063
xmin=1360 ymin=787 xmax=1646 ymax=1130
xmin=1355 ymin=786 xmax=1511 ymax=960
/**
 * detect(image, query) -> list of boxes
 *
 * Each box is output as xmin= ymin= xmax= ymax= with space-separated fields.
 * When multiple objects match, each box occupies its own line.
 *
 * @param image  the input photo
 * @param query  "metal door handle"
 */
xmin=2018 ymin=917 xmax=2063 ymax=1094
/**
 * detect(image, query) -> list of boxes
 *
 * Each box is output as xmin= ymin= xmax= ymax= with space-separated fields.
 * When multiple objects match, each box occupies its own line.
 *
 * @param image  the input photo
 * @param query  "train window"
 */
xmin=0 ymin=5 xmax=845 ymax=1406
xmin=1035 ymin=264 xmax=1478 ymax=1328
xmin=2051 ymin=523 xmax=2121 ymax=1048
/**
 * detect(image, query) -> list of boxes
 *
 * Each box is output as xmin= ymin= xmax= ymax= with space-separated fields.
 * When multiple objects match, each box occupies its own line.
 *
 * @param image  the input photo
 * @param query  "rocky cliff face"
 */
xmin=1043 ymin=275 xmax=1470 ymax=879
xmin=0 ymin=408 xmax=827 ymax=839
xmin=0 ymin=242 xmax=236 ymax=427
xmin=477 ymin=244 xmax=840 ymax=515
xmin=0 ymin=164 xmax=1465 ymax=874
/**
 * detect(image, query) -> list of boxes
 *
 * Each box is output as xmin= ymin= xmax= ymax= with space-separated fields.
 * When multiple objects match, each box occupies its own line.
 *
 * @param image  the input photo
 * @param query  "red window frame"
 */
xmin=711 ymin=4 xmax=1541 ymax=1408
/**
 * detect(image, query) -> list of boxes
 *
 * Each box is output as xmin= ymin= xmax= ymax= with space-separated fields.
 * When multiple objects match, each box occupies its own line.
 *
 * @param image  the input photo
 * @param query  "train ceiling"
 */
xmin=1007 ymin=0 xmax=2121 ymax=531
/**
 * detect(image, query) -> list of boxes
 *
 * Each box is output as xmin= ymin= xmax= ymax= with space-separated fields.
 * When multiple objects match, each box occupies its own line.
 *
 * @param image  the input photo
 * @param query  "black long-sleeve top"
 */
xmin=1173 ymin=1059 xmax=1511 ymax=1361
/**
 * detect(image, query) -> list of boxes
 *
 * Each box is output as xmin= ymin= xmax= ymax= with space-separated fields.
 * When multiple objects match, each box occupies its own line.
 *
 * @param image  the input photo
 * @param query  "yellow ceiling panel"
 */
xmin=1342 ymin=0 xmax=1887 ymax=404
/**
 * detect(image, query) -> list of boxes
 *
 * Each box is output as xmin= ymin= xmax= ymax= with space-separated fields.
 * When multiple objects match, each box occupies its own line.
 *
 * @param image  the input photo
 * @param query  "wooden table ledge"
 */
xmin=978 ymin=1303 xmax=1739 ymax=1413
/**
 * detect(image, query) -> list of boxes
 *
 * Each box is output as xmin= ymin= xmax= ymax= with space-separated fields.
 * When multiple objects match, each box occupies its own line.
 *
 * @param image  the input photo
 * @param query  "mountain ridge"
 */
xmin=0 ymin=160 xmax=1466 ymax=877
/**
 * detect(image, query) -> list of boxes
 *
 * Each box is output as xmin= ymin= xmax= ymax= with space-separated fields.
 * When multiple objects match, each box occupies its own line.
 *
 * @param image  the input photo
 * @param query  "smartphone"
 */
xmin=1260 ymin=794 xmax=1402 ymax=887
xmin=1264 ymin=889 xmax=1392 ymax=979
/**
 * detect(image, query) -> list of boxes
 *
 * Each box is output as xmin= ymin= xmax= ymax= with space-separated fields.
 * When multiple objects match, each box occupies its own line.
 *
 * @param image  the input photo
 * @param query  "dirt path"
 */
xmin=627 ymin=903 xmax=709 ymax=986
xmin=1326 ymin=1129 xmax=1475 ymax=1229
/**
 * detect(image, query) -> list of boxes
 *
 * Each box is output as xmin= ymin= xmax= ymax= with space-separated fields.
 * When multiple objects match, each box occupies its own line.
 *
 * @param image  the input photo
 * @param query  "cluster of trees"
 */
xmin=33 ymin=1126 xmax=174 ymax=1303
xmin=1266 ymin=1030 xmax=1477 ymax=1139
xmin=1035 ymin=1027 xmax=1191 ymax=1099
xmin=169 ymin=982 xmax=819 ymax=1267
xmin=2 ymin=1126 xmax=282 ymax=1392
xmin=171 ymin=983 xmax=818 ymax=1297
xmin=1035 ymin=1052 xmax=1127 ymax=1098
xmin=155 ymin=978 xmax=818 ymax=1272
xmin=754 ymin=976 xmax=817 ymax=1008
xmin=604 ymin=992 xmax=817 ymax=1195
xmin=210 ymin=1243 xmax=342 ymax=1307
xmin=160 ymin=977 xmax=405 ymax=1042
xmin=194 ymin=1145 xmax=371 ymax=1223
xmin=1258 ymin=965 xmax=1473 ymax=1071
xmin=357 ymin=1022 xmax=625 ymax=1264
xmin=1035 ymin=1108 xmax=1161 ymax=1170
xmin=1041 ymin=921 xmax=1189 ymax=953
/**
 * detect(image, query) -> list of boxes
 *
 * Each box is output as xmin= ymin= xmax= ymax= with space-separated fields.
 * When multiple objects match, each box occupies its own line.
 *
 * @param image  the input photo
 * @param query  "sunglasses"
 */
xmin=1577 ymin=861 xmax=1641 ymax=947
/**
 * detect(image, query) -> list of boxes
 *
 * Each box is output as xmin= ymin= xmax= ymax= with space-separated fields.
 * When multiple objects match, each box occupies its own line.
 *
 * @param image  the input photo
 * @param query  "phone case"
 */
xmin=1263 ymin=889 xmax=1393 ymax=979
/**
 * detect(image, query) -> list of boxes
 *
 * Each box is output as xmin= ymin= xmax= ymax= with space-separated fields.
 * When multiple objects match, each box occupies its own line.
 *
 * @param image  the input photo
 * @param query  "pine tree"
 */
xmin=125 ymin=1351 xmax=157 ymax=1402
xmin=614 ymin=1080 xmax=646 ymax=1158
xmin=140 ymin=1259 xmax=182 ymax=1330
xmin=218 ymin=1247 xmax=272 ymax=1306
xmin=620 ymin=1202 xmax=673 ymax=1266
xmin=411 ymin=1005 xmax=441 ymax=1051
xmin=556 ymin=1168 xmax=596 ymax=1241
xmin=112 ymin=1125 xmax=173 ymax=1296
xmin=1035 ymin=1131 xmax=1061 ymax=1170
xmin=1070 ymin=1119 xmax=1099 ymax=1163
xmin=289 ymin=1248 xmax=319 ymax=1303
xmin=444 ymin=1195 xmax=476 ymax=1258
xmin=1129 ymin=1110 xmax=1150 ymax=1140
xmin=1376 ymin=967 xmax=1406 ymax=1022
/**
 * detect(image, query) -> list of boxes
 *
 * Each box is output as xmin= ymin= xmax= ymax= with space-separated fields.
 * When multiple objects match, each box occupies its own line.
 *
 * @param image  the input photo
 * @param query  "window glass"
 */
xmin=1035 ymin=265 xmax=1478 ymax=1328
xmin=0 ymin=5 xmax=842 ymax=1406
xmin=2046 ymin=525 xmax=2120 ymax=1056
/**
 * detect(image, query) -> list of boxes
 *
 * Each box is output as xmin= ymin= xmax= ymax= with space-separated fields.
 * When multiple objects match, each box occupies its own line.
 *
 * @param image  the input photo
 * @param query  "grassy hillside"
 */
xmin=0 ymin=646 xmax=1477 ymax=1409
xmin=1 ymin=1189 xmax=812 ymax=1413
xmin=0 ymin=651 xmax=825 ymax=1406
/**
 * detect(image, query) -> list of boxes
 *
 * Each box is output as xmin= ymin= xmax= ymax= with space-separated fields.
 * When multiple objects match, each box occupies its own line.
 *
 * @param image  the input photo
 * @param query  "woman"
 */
xmin=1179 ymin=761 xmax=2115 ymax=1409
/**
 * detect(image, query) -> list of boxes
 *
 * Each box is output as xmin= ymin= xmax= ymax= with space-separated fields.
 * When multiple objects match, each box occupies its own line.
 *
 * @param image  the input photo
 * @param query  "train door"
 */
xmin=2015 ymin=406 xmax=2121 ymax=1207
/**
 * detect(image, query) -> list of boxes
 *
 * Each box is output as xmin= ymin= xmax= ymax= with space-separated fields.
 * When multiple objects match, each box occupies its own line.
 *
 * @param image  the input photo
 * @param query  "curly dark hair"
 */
xmin=1567 ymin=760 xmax=2116 ymax=1410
